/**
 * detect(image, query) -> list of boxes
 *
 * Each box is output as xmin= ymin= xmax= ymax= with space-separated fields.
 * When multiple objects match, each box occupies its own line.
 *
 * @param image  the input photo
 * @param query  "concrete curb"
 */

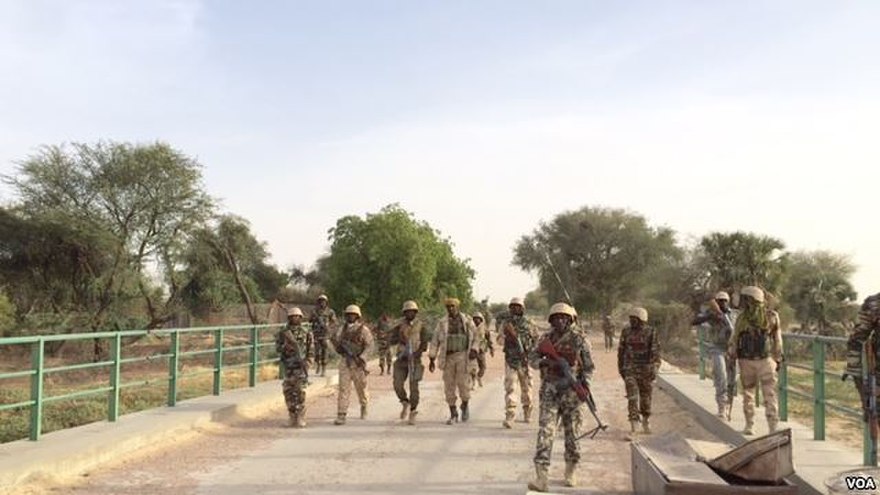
xmin=0 ymin=371 xmax=341 ymax=494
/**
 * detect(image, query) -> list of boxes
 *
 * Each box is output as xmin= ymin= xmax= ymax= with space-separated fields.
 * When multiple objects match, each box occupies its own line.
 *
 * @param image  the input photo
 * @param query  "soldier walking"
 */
xmin=496 ymin=297 xmax=539 ymax=428
xmin=373 ymin=314 xmax=393 ymax=375
xmin=309 ymin=294 xmax=337 ymax=377
xmin=527 ymin=302 xmax=595 ymax=491
xmin=618 ymin=307 xmax=660 ymax=436
xmin=390 ymin=300 xmax=428 ymax=425
xmin=469 ymin=312 xmax=494 ymax=390
xmin=729 ymin=286 xmax=783 ymax=435
xmin=331 ymin=304 xmax=373 ymax=425
xmin=275 ymin=307 xmax=314 ymax=428
xmin=692 ymin=291 xmax=736 ymax=418
xmin=602 ymin=315 xmax=615 ymax=352
xmin=845 ymin=293 xmax=880 ymax=437
xmin=429 ymin=297 xmax=477 ymax=425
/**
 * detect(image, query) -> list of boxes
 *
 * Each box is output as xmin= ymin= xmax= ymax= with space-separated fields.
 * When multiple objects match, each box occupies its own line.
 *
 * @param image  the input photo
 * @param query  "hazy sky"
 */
xmin=1 ymin=1 xmax=878 ymax=303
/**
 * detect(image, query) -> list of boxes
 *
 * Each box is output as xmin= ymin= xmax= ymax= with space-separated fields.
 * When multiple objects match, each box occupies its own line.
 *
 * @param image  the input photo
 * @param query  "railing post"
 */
xmin=778 ymin=337 xmax=788 ymax=422
xmin=30 ymin=338 xmax=45 ymax=441
xmin=168 ymin=331 xmax=179 ymax=407
xmin=109 ymin=333 xmax=121 ymax=421
xmin=698 ymin=326 xmax=706 ymax=380
xmin=813 ymin=337 xmax=826 ymax=440
xmin=213 ymin=328 xmax=223 ymax=395
xmin=249 ymin=326 xmax=258 ymax=387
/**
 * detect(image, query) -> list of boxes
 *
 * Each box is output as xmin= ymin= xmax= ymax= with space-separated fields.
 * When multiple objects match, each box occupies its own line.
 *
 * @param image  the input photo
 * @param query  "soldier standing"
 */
xmin=602 ymin=315 xmax=615 ymax=352
xmin=845 ymin=293 xmax=880 ymax=437
xmin=469 ymin=312 xmax=494 ymax=389
xmin=496 ymin=297 xmax=539 ymax=428
xmin=390 ymin=300 xmax=428 ymax=425
xmin=527 ymin=302 xmax=594 ymax=491
xmin=691 ymin=291 xmax=736 ymax=418
xmin=618 ymin=307 xmax=660 ymax=435
xmin=429 ymin=297 xmax=477 ymax=425
xmin=331 ymin=304 xmax=373 ymax=425
xmin=309 ymin=294 xmax=337 ymax=377
xmin=373 ymin=314 xmax=393 ymax=375
xmin=275 ymin=307 xmax=315 ymax=428
xmin=729 ymin=286 xmax=783 ymax=435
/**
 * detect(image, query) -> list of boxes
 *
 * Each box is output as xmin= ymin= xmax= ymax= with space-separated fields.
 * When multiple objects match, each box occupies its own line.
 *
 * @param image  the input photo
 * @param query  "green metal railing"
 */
xmin=698 ymin=330 xmax=874 ymax=465
xmin=0 ymin=324 xmax=284 ymax=441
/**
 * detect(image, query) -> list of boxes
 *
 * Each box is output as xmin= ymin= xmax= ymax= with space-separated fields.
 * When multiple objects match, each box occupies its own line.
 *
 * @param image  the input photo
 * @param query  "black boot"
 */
xmin=461 ymin=401 xmax=469 ymax=422
xmin=446 ymin=405 xmax=459 ymax=425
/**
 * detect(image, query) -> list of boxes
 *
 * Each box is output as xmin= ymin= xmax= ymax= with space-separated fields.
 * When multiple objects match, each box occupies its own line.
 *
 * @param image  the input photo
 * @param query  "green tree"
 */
xmin=318 ymin=204 xmax=474 ymax=318
xmin=783 ymin=250 xmax=857 ymax=334
xmin=513 ymin=206 xmax=681 ymax=316
xmin=699 ymin=231 xmax=787 ymax=296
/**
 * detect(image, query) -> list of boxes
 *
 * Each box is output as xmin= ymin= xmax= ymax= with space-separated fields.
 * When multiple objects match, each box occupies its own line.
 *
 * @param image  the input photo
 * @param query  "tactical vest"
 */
xmin=623 ymin=328 xmax=653 ymax=365
xmin=279 ymin=325 xmax=309 ymax=368
xmin=339 ymin=323 xmax=367 ymax=355
xmin=545 ymin=331 xmax=580 ymax=382
xmin=311 ymin=308 xmax=334 ymax=339
xmin=446 ymin=316 xmax=468 ymax=353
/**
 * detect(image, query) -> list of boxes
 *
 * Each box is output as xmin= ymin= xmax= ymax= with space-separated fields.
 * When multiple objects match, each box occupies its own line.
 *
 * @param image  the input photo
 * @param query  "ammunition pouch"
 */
xmin=737 ymin=331 xmax=768 ymax=359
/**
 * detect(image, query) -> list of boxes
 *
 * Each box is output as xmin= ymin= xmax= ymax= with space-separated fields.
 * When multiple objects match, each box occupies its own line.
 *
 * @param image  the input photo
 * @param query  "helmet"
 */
xmin=740 ymin=286 xmax=764 ymax=303
xmin=444 ymin=297 xmax=460 ymax=307
xmin=629 ymin=307 xmax=648 ymax=323
xmin=509 ymin=297 xmax=524 ymax=307
xmin=344 ymin=304 xmax=362 ymax=317
xmin=859 ymin=294 xmax=880 ymax=325
xmin=547 ymin=302 xmax=576 ymax=322
xmin=714 ymin=291 xmax=730 ymax=302
xmin=287 ymin=307 xmax=303 ymax=317
xmin=317 ymin=294 xmax=329 ymax=301
xmin=472 ymin=312 xmax=484 ymax=320
xmin=401 ymin=300 xmax=419 ymax=312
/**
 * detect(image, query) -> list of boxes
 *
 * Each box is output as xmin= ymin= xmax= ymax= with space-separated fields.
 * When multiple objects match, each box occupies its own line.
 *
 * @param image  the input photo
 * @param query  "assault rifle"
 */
xmin=536 ymin=339 xmax=608 ymax=439
xmin=337 ymin=338 xmax=369 ymax=375
xmin=281 ymin=330 xmax=309 ymax=383
xmin=503 ymin=321 xmax=530 ymax=375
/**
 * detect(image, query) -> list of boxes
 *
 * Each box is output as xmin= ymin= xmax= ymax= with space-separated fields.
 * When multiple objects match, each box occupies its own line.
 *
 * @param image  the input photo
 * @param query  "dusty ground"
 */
xmin=33 ymin=333 xmax=723 ymax=495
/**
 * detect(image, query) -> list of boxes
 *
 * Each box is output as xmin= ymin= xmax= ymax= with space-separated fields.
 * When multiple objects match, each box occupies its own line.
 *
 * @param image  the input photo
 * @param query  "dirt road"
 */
xmin=50 ymin=333 xmax=722 ymax=495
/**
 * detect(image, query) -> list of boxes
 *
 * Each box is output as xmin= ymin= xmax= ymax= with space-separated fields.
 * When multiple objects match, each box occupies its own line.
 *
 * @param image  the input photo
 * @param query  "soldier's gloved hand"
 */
xmin=429 ymin=358 xmax=436 ymax=373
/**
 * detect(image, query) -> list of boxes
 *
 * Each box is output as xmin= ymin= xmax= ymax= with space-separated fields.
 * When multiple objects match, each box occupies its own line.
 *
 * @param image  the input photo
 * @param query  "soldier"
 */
xmin=845 ymin=293 xmax=880 ymax=434
xmin=496 ymin=297 xmax=539 ymax=428
xmin=729 ymin=286 xmax=783 ymax=435
xmin=389 ymin=300 xmax=429 ymax=425
xmin=275 ymin=307 xmax=315 ymax=428
xmin=330 ymin=304 xmax=373 ymax=425
xmin=309 ymin=294 xmax=337 ymax=377
xmin=618 ymin=307 xmax=661 ymax=435
xmin=468 ymin=312 xmax=494 ymax=390
xmin=429 ymin=297 xmax=477 ymax=425
xmin=602 ymin=315 xmax=615 ymax=352
xmin=527 ymin=302 xmax=594 ymax=491
xmin=692 ymin=291 xmax=736 ymax=418
xmin=373 ymin=314 xmax=393 ymax=375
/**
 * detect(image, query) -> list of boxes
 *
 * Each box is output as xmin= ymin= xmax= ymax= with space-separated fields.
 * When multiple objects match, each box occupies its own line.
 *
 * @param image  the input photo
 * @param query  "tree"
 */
xmin=783 ymin=250 xmax=857 ymax=334
xmin=318 ymin=204 xmax=474 ymax=318
xmin=699 ymin=231 xmax=787 ymax=296
xmin=513 ymin=207 xmax=681 ymax=316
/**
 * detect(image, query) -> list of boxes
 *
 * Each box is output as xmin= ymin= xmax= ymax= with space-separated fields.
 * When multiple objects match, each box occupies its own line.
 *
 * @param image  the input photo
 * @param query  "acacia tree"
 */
xmin=513 ymin=206 xmax=681 ymax=315
xmin=318 ymin=204 xmax=474 ymax=318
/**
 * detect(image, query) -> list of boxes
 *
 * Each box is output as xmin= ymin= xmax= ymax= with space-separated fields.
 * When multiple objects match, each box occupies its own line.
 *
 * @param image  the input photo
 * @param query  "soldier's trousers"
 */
xmin=443 ymin=351 xmax=470 ymax=405
xmin=604 ymin=333 xmax=614 ymax=350
xmin=708 ymin=347 xmax=729 ymax=407
xmin=315 ymin=338 xmax=328 ymax=367
xmin=623 ymin=371 xmax=654 ymax=421
xmin=739 ymin=357 xmax=778 ymax=424
xmin=505 ymin=363 xmax=532 ymax=416
xmin=282 ymin=369 xmax=307 ymax=415
xmin=378 ymin=347 xmax=392 ymax=371
xmin=393 ymin=358 xmax=423 ymax=410
xmin=467 ymin=352 xmax=486 ymax=380
xmin=534 ymin=381 xmax=581 ymax=467
xmin=338 ymin=361 xmax=369 ymax=414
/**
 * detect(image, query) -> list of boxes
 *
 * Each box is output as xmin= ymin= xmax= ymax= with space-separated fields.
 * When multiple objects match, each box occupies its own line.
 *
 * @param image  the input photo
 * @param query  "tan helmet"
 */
xmin=287 ymin=307 xmax=304 ymax=317
xmin=444 ymin=297 xmax=460 ymax=307
xmin=547 ymin=302 xmax=576 ymax=322
xmin=714 ymin=291 xmax=730 ymax=302
xmin=629 ymin=307 xmax=648 ymax=323
xmin=472 ymin=311 xmax=484 ymax=321
xmin=317 ymin=294 xmax=329 ymax=301
xmin=509 ymin=297 xmax=525 ymax=308
xmin=740 ymin=286 xmax=765 ymax=303
xmin=344 ymin=304 xmax=362 ymax=317
xmin=401 ymin=300 xmax=419 ymax=312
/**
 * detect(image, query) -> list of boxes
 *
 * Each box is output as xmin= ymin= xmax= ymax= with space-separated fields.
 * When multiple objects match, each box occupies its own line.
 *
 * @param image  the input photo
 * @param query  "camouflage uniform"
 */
xmin=309 ymin=305 xmax=338 ymax=376
xmin=429 ymin=307 xmax=478 ymax=424
xmin=275 ymin=321 xmax=314 ymax=426
xmin=618 ymin=319 xmax=660 ymax=427
xmin=602 ymin=317 xmax=615 ymax=352
xmin=496 ymin=311 xmax=539 ymax=425
xmin=331 ymin=319 xmax=373 ymax=423
xmin=845 ymin=293 xmax=880 ymax=428
xmin=469 ymin=316 xmax=494 ymax=389
xmin=373 ymin=316 xmax=393 ymax=375
xmin=390 ymin=317 xmax=428 ymax=421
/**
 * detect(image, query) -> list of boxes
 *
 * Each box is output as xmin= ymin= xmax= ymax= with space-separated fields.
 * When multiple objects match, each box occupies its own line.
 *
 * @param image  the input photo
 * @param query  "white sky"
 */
xmin=1 ymin=1 xmax=878 ymax=303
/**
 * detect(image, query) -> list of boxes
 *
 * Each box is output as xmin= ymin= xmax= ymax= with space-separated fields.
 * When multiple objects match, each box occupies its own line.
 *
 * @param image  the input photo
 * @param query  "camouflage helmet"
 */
xmin=629 ymin=307 xmax=648 ymax=323
xmin=287 ymin=307 xmax=304 ymax=317
xmin=859 ymin=293 xmax=880 ymax=325
xmin=472 ymin=312 xmax=484 ymax=321
xmin=547 ymin=302 xmax=576 ymax=322
xmin=714 ymin=291 xmax=731 ymax=302
xmin=401 ymin=300 xmax=419 ymax=313
xmin=344 ymin=304 xmax=362 ymax=317
xmin=740 ymin=286 xmax=765 ymax=303
xmin=509 ymin=297 xmax=525 ymax=308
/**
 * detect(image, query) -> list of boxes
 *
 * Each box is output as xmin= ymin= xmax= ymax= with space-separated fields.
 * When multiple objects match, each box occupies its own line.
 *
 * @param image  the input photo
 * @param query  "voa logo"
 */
xmin=845 ymin=474 xmax=877 ymax=491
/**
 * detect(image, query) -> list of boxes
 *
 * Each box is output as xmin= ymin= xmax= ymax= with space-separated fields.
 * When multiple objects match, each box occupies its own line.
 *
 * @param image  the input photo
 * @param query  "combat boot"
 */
xmin=379 ymin=364 xmax=385 ymax=376
xmin=334 ymin=413 xmax=346 ymax=425
xmin=564 ymin=462 xmax=578 ymax=487
xmin=630 ymin=420 xmax=640 ymax=435
xmin=477 ymin=375 xmax=483 ymax=388
xmin=360 ymin=404 xmax=368 ymax=420
xmin=503 ymin=411 xmax=514 ymax=429
xmin=460 ymin=401 xmax=469 ymax=422
xmin=408 ymin=409 xmax=418 ymax=425
xmin=642 ymin=418 xmax=652 ymax=434
xmin=743 ymin=420 xmax=754 ymax=435
xmin=717 ymin=402 xmax=726 ymax=419
xmin=446 ymin=405 xmax=459 ymax=425
xmin=768 ymin=418 xmax=779 ymax=433
xmin=523 ymin=405 xmax=533 ymax=424
xmin=287 ymin=413 xmax=297 ymax=428
xmin=320 ymin=364 xmax=326 ymax=377
xmin=527 ymin=464 xmax=549 ymax=492
xmin=400 ymin=400 xmax=409 ymax=420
